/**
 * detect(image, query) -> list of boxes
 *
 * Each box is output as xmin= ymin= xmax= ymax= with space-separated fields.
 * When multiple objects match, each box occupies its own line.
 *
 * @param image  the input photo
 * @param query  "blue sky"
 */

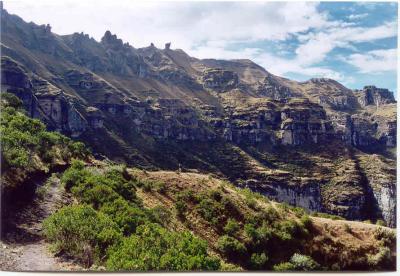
xmin=4 ymin=1 xmax=398 ymax=94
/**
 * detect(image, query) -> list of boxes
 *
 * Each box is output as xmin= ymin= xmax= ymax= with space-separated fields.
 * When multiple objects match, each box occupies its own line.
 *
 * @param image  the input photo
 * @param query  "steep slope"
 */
xmin=40 ymin=160 xmax=399 ymax=271
xmin=0 ymin=95 xmax=395 ymax=271
xmin=0 ymin=6 xmax=396 ymax=227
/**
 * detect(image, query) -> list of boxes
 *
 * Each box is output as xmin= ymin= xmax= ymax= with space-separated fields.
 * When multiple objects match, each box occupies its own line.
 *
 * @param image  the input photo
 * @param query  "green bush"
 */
xmin=273 ymin=254 xmax=319 ymax=271
xmin=249 ymin=253 xmax=268 ymax=269
xmin=262 ymin=206 xmax=280 ymax=223
xmin=224 ymin=219 xmax=240 ymax=236
xmin=1 ymin=92 xmax=23 ymax=108
xmin=99 ymin=198 xmax=149 ymax=235
xmin=0 ymin=96 xmax=89 ymax=193
xmin=103 ymin=168 xmax=140 ymax=204
xmin=273 ymin=262 xmax=295 ymax=271
xmin=344 ymin=223 xmax=352 ymax=233
xmin=375 ymin=220 xmax=386 ymax=227
xmin=289 ymin=253 xmax=320 ymax=271
xmin=154 ymin=181 xmax=167 ymax=193
xmin=273 ymin=220 xmax=298 ymax=241
xmin=197 ymin=198 xmax=220 ymax=225
xmin=43 ymin=205 xmax=122 ymax=266
xmin=217 ymin=235 xmax=246 ymax=259
xmin=244 ymin=222 xmax=272 ymax=246
xmin=175 ymin=200 xmax=187 ymax=218
xmin=373 ymin=227 xmax=396 ymax=247
xmin=106 ymin=223 xmax=220 ymax=271
xmin=300 ymin=215 xmax=313 ymax=232
xmin=61 ymin=160 xmax=91 ymax=191
xmin=72 ymin=181 xmax=120 ymax=209
xmin=149 ymin=205 xmax=172 ymax=227
xmin=367 ymin=246 xmax=392 ymax=268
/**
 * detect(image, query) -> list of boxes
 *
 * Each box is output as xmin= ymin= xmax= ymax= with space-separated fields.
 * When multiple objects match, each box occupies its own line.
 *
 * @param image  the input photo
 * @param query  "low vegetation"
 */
xmin=0 ymin=92 xmax=88 ymax=195
xmin=2 ymin=93 xmax=394 ymax=271
xmin=44 ymin=163 xmax=220 ymax=270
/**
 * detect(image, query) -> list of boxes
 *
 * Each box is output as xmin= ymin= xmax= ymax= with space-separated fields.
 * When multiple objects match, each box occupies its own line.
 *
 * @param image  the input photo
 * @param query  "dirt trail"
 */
xmin=0 ymin=175 xmax=80 ymax=271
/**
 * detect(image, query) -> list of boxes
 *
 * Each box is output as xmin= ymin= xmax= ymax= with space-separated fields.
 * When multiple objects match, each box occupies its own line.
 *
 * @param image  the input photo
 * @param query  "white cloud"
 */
xmin=345 ymin=49 xmax=397 ymax=73
xmin=348 ymin=13 xmax=368 ymax=20
xmin=3 ymin=0 xmax=398 ymax=85
xmin=4 ymin=0 xmax=330 ymax=49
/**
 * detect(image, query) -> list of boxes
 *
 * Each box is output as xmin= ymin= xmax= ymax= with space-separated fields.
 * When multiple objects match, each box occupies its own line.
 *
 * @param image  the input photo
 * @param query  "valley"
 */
xmin=0 ymin=4 xmax=397 ymax=271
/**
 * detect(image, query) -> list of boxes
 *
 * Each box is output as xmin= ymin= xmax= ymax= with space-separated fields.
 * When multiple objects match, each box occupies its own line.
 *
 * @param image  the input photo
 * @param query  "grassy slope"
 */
xmin=130 ymin=168 xmax=396 ymax=270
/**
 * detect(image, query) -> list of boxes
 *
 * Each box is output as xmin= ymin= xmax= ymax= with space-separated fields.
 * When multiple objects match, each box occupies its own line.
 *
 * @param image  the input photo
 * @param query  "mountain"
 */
xmin=0 ymin=6 xmax=396 ymax=229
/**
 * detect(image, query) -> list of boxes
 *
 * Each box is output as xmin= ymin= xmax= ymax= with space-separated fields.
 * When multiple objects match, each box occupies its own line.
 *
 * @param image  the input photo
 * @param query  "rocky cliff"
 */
xmin=0 ymin=8 xmax=396 ymax=227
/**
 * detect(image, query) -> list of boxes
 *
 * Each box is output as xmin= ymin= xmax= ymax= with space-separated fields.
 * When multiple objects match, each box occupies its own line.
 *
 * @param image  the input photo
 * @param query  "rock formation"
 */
xmin=0 ymin=7 xmax=396 ymax=226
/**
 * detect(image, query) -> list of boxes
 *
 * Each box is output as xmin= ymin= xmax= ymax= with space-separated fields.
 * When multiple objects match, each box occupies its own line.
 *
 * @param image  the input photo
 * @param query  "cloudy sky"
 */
xmin=4 ymin=1 xmax=398 ymax=93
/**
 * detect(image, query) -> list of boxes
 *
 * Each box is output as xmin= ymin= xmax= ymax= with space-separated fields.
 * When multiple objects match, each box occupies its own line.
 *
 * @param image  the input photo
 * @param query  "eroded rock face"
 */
xmin=257 ymin=76 xmax=293 ymax=100
xmin=0 ymin=7 xmax=396 ymax=227
xmin=271 ymin=183 xmax=323 ymax=211
xmin=202 ymin=68 xmax=238 ymax=92
xmin=368 ymin=183 xmax=396 ymax=227
xmin=1 ymin=57 xmax=88 ymax=136
xmin=318 ymin=95 xmax=357 ymax=110
xmin=356 ymin=86 xmax=396 ymax=107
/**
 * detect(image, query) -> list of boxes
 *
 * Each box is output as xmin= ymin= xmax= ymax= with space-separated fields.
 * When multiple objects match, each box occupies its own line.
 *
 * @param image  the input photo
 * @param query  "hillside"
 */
xmin=0 ymin=6 xmax=396 ymax=228
xmin=0 ymin=95 xmax=396 ymax=271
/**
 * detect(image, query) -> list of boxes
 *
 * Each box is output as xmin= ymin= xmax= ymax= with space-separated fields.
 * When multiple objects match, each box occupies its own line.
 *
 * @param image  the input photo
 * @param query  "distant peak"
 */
xmin=309 ymin=78 xmax=336 ymax=84
xmin=101 ymin=30 xmax=123 ymax=48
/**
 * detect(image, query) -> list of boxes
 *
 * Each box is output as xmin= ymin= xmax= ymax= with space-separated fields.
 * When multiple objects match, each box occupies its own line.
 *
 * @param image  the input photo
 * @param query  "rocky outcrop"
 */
xmin=370 ymin=183 xmax=396 ymax=227
xmin=270 ymin=183 xmax=323 ymax=211
xmin=256 ymin=75 xmax=293 ymax=100
xmin=356 ymin=86 xmax=396 ymax=107
xmin=0 ymin=7 xmax=396 ymax=227
xmin=1 ymin=57 xmax=87 ymax=136
xmin=377 ymin=120 xmax=396 ymax=147
xmin=318 ymin=95 xmax=357 ymax=110
xmin=202 ymin=68 xmax=238 ymax=92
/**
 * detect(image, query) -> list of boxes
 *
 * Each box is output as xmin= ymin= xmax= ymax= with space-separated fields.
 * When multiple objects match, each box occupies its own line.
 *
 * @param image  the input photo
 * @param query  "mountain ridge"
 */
xmin=0 ymin=6 xmax=396 ymax=227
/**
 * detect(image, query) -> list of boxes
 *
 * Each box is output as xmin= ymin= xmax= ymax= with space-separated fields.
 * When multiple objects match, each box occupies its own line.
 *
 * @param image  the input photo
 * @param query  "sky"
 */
xmin=3 ymin=1 xmax=398 ymax=94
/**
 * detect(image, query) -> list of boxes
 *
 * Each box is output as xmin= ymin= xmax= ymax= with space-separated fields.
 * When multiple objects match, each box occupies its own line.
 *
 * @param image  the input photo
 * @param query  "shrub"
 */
xmin=262 ymin=206 xmax=280 ymax=223
xmin=244 ymin=222 xmax=272 ymax=246
xmin=69 ymin=141 xmax=89 ymax=158
xmin=367 ymin=246 xmax=392 ymax=268
xmin=1 ymin=92 xmax=23 ymax=108
xmin=150 ymin=205 xmax=172 ymax=226
xmin=197 ymin=198 xmax=220 ymax=225
xmin=273 ymin=262 xmax=295 ymax=271
xmin=154 ymin=181 xmax=167 ymax=194
xmin=289 ymin=253 xmax=320 ymax=271
xmin=292 ymin=206 xmax=306 ymax=217
xmin=61 ymin=160 xmax=90 ymax=191
xmin=224 ymin=219 xmax=240 ymax=236
xmin=43 ymin=205 xmax=122 ymax=266
xmin=72 ymin=181 xmax=120 ymax=209
xmin=106 ymin=223 xmax=220 ymax=271
xmin=244 ymin=223 xmax=258 ymax=241
xmin=249 ymin=253 xmax=268 ymax=269
xmin=99 ymin=198 xmax=150 ymax=235
xmin=373 ymin=227 xmax=396 ymax=247
xmin=279 ymin=203 xmax=290 ymax=212
xmin=300 ymin=215 xmax=313 ymax=230
xmin=242 ymin=188 xmax=258 ymax=209
xmin=344 ymin=223 xmax=352 ymax=234
xmin=376 ymin=220 xmax=386 ymax=227
xmin=217 ymin=235 xmax=246 ymax=259
xmin=274 ymin=219 xmax=301 ymax=242
xmin=103 ymin=168 xmax=140 ymax=203
xmin=143 ymin=182 xmax=152 ymax=192
xmin=175 ymin=200 xmax=187 ymax=218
